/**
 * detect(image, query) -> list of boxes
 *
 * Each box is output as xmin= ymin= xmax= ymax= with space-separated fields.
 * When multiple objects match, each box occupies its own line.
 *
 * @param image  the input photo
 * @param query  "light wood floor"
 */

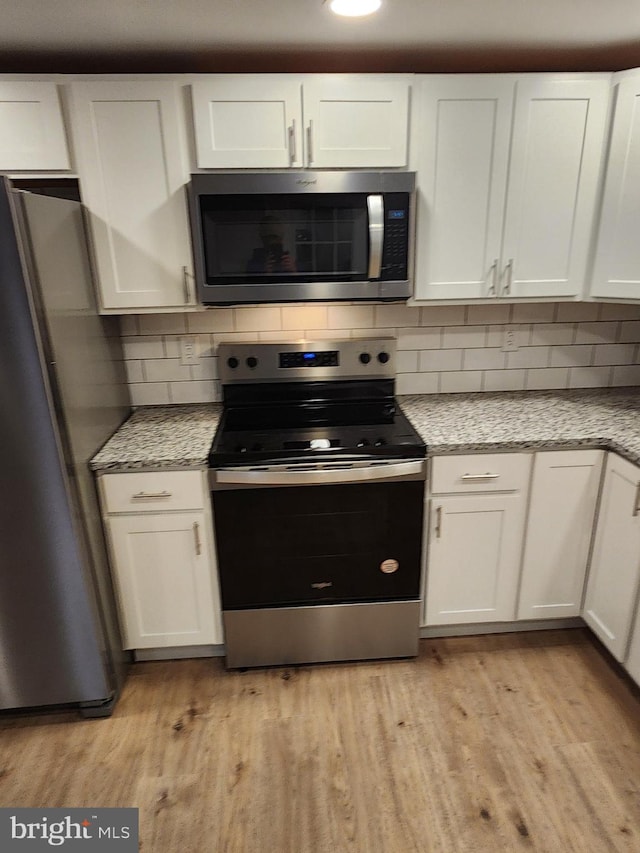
xmin=0 ymin=629 xmax=639 ymax=852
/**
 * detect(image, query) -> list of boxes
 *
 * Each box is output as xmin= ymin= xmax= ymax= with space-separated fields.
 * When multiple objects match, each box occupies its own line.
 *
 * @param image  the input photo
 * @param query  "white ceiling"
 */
xmin=2 ymin=0 xmax=640 ymax=71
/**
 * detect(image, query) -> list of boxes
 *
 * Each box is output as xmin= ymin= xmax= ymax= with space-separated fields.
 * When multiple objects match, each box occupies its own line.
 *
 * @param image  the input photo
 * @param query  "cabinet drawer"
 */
xmin=101 ymin=471 xmax=205 ymax=514
xmin=430 ymin=453 xmax=531 ymax=494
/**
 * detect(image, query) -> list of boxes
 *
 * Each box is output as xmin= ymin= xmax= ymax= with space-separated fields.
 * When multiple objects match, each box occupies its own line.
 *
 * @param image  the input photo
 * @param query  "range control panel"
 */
xmin=218 ymin=338 xmax=396 ymax=384
xmin=279 ymin=350 xmax=339 ymax=369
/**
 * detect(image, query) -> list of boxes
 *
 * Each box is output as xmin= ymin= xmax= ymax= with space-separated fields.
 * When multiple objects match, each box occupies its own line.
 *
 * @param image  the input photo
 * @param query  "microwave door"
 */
xmin=367 ymin=194 xmax=383 ymax=280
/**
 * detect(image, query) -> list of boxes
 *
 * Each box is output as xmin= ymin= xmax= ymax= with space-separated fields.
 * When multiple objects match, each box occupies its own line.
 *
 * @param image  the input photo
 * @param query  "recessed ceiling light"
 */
xmin=328 ymin=0 xmax=382 ymax=18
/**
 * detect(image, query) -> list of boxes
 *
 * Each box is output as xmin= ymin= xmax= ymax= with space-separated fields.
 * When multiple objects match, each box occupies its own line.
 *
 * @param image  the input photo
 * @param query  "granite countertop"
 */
xmin=90 ymin=388 xmax=640 ymax=473
xmin=90 ymin=404 xmax=223 ymax=472
xmin=400 ymin=388 xmax=640 ymax=465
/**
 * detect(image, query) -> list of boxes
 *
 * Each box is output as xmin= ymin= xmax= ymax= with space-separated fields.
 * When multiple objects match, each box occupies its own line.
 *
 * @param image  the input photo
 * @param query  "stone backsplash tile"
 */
xmin=120 ymin=301 xmax=640 ymax=403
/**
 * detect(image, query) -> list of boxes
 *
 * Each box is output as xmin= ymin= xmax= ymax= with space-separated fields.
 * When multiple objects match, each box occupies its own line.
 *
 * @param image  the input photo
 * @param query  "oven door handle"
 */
xmin=367 ymin=194 xmax=384 ymax=280
xmin=210 ymin=460 xmax=425 ymax=488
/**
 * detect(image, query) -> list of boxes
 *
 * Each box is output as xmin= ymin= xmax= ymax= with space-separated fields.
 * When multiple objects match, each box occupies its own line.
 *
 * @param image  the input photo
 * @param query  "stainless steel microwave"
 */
xmin=188 ymin=171 xmax=415 ymax=305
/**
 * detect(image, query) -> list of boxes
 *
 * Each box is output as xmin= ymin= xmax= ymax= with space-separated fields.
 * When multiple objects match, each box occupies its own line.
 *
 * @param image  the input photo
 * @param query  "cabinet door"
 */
xmin=425 ymin=493 xmax=526 ymax=625
xmin=592 ymin=72 xmax=640 ymax=300
xmin=502 ymin=77 xmax=610 ymax=299
xmin=626 ymin=604 xmax=640 ymax=686
xmin=583 ymin=454 xmax=640 ymax=661
xmin=302 ymin=77 xmax=409 ymax=168
xmin=413 ymin=76 xmax=514 ymax=300
xmin=69 ymin=81 xmax=193 ymax=310
xmin=106 ymin=512 xmax=220 ymax=648
xmin=0 ymin=82 xmax=70 ymax=171
xmin=518 ymin=450 xmax=603 ymax=620
xmin=192 ymin=76 xmax=302 ymax=168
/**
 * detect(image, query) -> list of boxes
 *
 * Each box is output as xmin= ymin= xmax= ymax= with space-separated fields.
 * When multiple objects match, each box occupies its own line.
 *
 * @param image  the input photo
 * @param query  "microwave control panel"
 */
xmin=381 ymin=193 xmax=410 ymax=281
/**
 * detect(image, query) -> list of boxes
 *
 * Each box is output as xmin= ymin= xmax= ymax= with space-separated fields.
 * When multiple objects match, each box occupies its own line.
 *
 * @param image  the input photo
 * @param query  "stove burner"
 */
xmin=209 ymin=338 xmax=426 ymax=469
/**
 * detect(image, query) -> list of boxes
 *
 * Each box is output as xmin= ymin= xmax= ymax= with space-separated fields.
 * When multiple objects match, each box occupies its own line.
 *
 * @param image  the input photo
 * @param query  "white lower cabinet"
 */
xmin=424 ymin=453 xmax=530 ymax=626
xmin=517 ymin=450 xmax=604 ymax=620
xmin=583 ymin=453 xmax=640 ymax=661
xmin=100 ymin=471 xmax=222 ymax=650
xmin=625 ymin=605 xmax=640 ymax=686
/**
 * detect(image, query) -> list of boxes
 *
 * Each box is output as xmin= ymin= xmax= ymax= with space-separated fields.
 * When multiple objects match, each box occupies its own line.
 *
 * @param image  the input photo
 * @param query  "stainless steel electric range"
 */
xmin=208 ymin=338 xmax=427 ymax=668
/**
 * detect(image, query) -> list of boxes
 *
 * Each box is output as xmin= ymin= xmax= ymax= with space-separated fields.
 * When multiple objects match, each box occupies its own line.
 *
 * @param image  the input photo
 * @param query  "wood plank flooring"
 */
xmin=0 ymin=629 xmax=638 ymax=852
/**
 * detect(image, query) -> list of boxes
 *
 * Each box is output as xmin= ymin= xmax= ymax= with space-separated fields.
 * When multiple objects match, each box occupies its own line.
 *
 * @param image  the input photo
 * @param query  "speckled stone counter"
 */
xmin=90 ymin=388 xmax=640 ymax=473
xmin=90 ymin=404 xmax=223 ymax=472
xmin=399 ymin=388 xmax=640 ymax=465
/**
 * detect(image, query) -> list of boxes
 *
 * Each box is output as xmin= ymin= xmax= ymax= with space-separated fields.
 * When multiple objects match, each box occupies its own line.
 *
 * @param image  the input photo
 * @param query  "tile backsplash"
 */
xmin=119 ymin=302 xmax=640 ymax=406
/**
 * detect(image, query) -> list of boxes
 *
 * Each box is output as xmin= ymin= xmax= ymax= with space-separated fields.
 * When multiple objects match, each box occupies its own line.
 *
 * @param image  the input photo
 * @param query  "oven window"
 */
xmin=213 ymin=480 xmax=424 ymax=610
xmin=199 ymin=193 xmax=369 ymax=285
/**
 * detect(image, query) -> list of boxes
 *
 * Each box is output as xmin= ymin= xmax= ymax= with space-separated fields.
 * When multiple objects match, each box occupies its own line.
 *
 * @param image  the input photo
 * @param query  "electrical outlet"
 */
xmin=501 ymin=327 xmax=519 ymax=353
xmin=180 ymin=335 xmax=200 ymax=365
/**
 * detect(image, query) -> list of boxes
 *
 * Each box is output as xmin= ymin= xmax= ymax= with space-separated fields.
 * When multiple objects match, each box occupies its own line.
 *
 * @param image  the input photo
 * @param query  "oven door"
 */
xmin=211 ymin=460 xmax=426 ymax=667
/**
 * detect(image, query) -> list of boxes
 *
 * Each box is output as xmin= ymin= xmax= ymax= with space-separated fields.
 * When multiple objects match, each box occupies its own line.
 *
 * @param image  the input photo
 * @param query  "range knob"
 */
xmin=246 ymin=356 xmax=258 ymax=369
xmin=227 ymin=356 xmax=239 ymax=369
xmin=375 ymin=438 xmax=387 ymax=447
xmin=357 ymin=438 xmax=371 ymax=447
xmin=378 ymin=351 xmax=390 ymax=364
xmin=359 ymin=352 xmax=371 ymax=365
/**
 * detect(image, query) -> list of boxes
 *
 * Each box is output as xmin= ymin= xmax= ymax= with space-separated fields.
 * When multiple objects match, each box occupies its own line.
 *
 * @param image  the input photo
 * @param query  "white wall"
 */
xmin=119 ymin=301 xmax=640 ymax=405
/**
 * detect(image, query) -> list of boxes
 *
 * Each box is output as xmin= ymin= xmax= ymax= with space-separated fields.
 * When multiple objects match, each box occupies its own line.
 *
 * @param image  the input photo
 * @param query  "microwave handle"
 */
xmin=367 ymin=194 xmax=384 ymax=279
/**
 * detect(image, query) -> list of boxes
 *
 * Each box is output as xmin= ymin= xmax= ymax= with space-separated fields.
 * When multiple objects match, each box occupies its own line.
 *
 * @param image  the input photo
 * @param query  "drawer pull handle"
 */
xmin=288 ymin=119 xmax=296 ymax=164
xmin=131 ymin=491 xmax=173 ymax=500
xmin=460 ymin=473 xmax=501 ymax=480
xmin=182 ymin=266 xmax=195 ymax=304
xmin=634 ymin=482 xmax=640 ymax=517
xmin=307 ymin=120 xmax=314 ymax=165
xmin=487 ymin=259 xmax=498 ymax=296
xmin=193 ymin=522 xmax=202 ymax=556
xmin=501 ymin=258 xmax=514 ymax=296
xmin=435 ymin=506 xmax=442 ymax=539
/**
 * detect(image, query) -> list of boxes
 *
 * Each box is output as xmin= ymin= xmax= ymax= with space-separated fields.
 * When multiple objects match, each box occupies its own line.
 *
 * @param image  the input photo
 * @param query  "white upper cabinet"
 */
xmin=192 ymin=76 xmax=303 ymax=168
xmin=413 ymin=74 xmax=610 ymax=302
xmin=302 ymin=77 xmax=409 ymax=168
xmin=412 ymin=76 xmax=513 ymax=301
xmin=191 ymin=75 xmax=410 ymax=169
xmin=0 ymin=81 xmax=70 ymax=171
xmin=591 ymin=71 xmax=640 ymax=301
xmin=517 ymin=450 xmax=603 ymax=620
xmin=68 ymin=80 xmax=194 ymax=311
xmin=502 ymin=78 xmax=610 ymax=299
xmin=583 ymin=453 xmax=640 ymax=661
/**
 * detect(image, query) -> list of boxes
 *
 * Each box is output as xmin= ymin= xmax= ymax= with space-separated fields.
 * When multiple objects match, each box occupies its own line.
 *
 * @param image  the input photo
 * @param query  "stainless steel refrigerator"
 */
xmin=0 ymin=177 xmax=130 ymax=716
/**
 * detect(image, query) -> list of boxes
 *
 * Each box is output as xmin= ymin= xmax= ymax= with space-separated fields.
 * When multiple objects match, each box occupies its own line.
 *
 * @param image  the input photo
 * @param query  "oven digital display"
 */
xmin=279 ymin=351 xmax=339 ymax=368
